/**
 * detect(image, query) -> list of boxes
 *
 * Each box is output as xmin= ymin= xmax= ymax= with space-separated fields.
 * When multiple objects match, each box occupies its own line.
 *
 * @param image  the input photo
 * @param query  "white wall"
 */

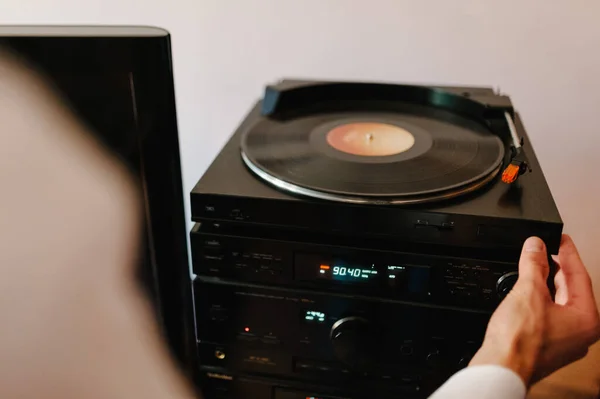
xmin=2 ymin=1 xmax=599 ymax=397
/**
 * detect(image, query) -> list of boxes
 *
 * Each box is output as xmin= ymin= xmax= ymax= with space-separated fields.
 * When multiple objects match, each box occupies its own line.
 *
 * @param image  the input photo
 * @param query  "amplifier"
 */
xmin=197 ymin=368 xmax=451 ymax=399
xmin=194 ymin=278 xmax=490 ymax=398
xmin=191 ymin=223 xmax=521 ymax=312
xmin=198 ymin=369 xmax=421 ymax=399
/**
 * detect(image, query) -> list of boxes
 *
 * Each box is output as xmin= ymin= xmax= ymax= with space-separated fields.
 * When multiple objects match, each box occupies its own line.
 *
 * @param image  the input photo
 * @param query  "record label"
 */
xmin=326 ymin=122 xmax=415 ymax=157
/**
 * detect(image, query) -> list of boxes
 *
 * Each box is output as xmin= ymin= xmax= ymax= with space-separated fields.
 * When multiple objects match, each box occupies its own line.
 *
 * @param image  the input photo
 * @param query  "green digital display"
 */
xmin=304 ymin=310 xmax=326 ymax=323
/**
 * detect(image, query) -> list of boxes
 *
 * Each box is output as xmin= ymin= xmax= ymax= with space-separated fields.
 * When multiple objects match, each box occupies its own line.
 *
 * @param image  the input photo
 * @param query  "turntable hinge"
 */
xmin=502 ymin=112 xmax=531 ymax=184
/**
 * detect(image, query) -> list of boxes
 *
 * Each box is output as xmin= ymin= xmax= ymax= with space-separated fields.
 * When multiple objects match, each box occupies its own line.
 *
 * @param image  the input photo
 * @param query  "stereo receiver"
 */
xmin=191 ymin=223 xmax=521 ymax=312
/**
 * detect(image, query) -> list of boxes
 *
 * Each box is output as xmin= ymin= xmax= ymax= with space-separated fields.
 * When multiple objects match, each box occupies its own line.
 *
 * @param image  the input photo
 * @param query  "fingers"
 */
xmin=555 ymin=234 xmax=597 ymax=310
xmin=517 ymin=237 xmax=550 ymax=288
xmin=553 ymin=264 xmax=569 ymax=306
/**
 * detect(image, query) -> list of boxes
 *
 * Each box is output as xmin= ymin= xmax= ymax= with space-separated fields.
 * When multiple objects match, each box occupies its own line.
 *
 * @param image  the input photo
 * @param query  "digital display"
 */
xmin=332 ymin=266 xmax=376 ymax=279
xmin=295 ymin=253 xmax=430 ymax=295
xmin=317 ymin=261 xmax=377 ymax=283
xmin=304 ymin=310 xmax=326 ymax=323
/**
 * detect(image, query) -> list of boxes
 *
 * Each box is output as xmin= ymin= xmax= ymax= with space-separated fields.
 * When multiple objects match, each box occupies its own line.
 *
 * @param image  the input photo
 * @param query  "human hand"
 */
xmin=469 ymin=235 xmax=600 ymax=386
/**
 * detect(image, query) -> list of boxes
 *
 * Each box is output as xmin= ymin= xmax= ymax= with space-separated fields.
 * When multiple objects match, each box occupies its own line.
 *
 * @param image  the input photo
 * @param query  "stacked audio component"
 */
xmin=190 ymin=81 xmax=563 ymax=399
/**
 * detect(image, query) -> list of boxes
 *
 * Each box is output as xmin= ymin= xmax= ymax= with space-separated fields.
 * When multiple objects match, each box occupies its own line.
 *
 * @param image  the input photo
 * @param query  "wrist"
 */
xmin=469 ymin=336 xmax=539 ymax=386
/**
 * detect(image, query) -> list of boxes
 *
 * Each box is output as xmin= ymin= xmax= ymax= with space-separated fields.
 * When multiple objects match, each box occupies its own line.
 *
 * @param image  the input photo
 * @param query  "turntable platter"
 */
xmin=241 ymin=102 xmax=505 ymax=205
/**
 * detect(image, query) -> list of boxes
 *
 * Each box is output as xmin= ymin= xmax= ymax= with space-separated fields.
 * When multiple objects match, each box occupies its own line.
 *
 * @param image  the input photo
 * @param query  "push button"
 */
xmin=229 ymin=209 xmax=245 ymax=220
xmin=400 ymin=344 xmax=414 ymax=356
xmin=297 ymin=362 xmax=311 ymax=371
xmin=426 ymin=349 xmax=442 ymax=368
xmin=399 ymin=373 xmax=418 ymax=384
xmin=440 ymin=222 xmax=455 ymax=230
xmin=203 ymin=239 xmax=222 ymax=248
xmin=202 ymin=247 xmax=224 ymax=262
xmin=237 ymin=333 xmax=258 ymax=342
xmin=209 ymin=307 xmax=228 ymax=322
xmin=294 ymin=359 xmax=342 ymax=375
xmin=259 ymin=261 xmax=272 ymax=272
xmin=261 ymin=335 xmax=281 ymax=345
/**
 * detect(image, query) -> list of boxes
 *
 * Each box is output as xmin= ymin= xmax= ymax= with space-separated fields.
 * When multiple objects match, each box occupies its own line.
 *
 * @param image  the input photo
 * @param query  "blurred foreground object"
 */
xmin=0 ymin=26 xmax=195 ymax=399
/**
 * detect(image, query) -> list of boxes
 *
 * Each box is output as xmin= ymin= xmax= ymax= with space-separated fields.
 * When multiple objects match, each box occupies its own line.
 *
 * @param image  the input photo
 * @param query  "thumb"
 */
xmin=517 ymin=236 xmax=550 ymax=286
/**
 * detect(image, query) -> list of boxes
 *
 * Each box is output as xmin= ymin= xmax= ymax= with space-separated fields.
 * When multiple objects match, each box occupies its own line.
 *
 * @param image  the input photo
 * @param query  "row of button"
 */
xmin=233 ymin=260 xmax=282 ymax=275
xmin=415 ymin=219 xmax=455 ymax=230
xmin=209 ymin=306 xmax=228 ymax=322
xmin=202 ymin=251 xmax=225 ymax=263
xmin=444 ymin=262 xmax=497 ymax=303
xmin=444 ymin=264 xmax=485 ymax=280
xmin=232 ymin=251 xmax=283 ymax=275
xmin=295 ymin=359 xmax=421 ymax=391
xmin=236 ymin=332 xmax=281 ymax=345
xmin=233 ymin=251 xmax=283 ymax=262
xmin=200 ymin=237 xmax=283 ymax=263
xmin=197 ymin=237 xmax=285 ymax=276
xmin=446 ymin=284 xmax=494 ymax=302
xmin=199 ymin=238 xmax=227 ymax=274
xmin=295 ymin=358 xmax=350 ymax=375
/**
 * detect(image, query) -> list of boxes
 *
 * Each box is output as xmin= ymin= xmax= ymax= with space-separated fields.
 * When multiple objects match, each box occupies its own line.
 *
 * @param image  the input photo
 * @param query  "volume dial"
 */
xmin=496 ymin=272 xmax=519 ymax=299
xmin=330 ymin=316 xmax=376 ymax=371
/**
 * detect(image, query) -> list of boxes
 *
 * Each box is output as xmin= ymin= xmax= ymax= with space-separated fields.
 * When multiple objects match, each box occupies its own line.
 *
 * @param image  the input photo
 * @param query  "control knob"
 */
xmin=330 ymin=316 xmax=376 ymax=371
xmin=496 ymin=272 xmax=519 ymax=299
xmin=426 ymin=349 xmax=442 ymax=368
xmin=457 ymin=350 xmax=476 ymax=369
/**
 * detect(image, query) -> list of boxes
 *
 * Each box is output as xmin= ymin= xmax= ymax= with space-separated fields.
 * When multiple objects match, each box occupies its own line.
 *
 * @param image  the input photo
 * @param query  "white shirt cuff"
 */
xmin=428 ymin=365 xmax=526 ymax=399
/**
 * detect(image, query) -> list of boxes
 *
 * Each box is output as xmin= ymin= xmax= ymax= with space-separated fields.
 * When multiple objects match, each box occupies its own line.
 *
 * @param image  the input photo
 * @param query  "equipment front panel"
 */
xmin=195 ymin=279 xmax=489 ymax=397
xmin=198 ymin=370 xmax=424 ymax=399
xmin=190 ymin=194 xmax=563 ymax=254
xmin=191 ymin=230 xmax=518 ymax=311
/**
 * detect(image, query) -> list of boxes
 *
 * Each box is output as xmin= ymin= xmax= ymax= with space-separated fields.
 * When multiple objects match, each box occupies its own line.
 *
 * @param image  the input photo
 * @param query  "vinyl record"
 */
xmin=241 ymin=104 xmax=505 ymax=204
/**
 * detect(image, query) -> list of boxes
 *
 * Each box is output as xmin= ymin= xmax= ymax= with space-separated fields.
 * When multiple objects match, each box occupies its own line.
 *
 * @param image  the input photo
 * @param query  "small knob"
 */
xmin=457 ymin=351 xmax=475 ymax=369
xmin=330 ymin=316 xmax=376 ymax=371
xmin=214 ymin=350 xmax=226 ymax=360
xmin=426 ymin=349 xmax=442 ymax=368
xmin=497 ymin=272 xmax=519 ymax=299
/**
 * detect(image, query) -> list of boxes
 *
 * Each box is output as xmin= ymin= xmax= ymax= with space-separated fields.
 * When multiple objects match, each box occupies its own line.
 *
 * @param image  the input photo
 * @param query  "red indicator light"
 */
xmin=244 ymin=327 xmax=250 ymax=332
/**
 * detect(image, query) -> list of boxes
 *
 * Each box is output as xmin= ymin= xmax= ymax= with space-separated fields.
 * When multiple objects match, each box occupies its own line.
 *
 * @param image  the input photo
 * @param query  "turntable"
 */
xmin=189 ymin=80 xmax=563 ymax=399
xmin=191 ymin=79 xmax=562 ymax=254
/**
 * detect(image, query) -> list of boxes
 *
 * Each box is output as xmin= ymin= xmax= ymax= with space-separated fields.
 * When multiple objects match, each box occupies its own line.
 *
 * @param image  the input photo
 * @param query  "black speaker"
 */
xmin=0 ymin=25 xmax=195 ymax=377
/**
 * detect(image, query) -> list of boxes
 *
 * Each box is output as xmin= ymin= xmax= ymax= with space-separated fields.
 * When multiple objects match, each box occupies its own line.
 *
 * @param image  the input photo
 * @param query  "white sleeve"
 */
xmin=428 ymin=365 xmax=526 ymax=399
